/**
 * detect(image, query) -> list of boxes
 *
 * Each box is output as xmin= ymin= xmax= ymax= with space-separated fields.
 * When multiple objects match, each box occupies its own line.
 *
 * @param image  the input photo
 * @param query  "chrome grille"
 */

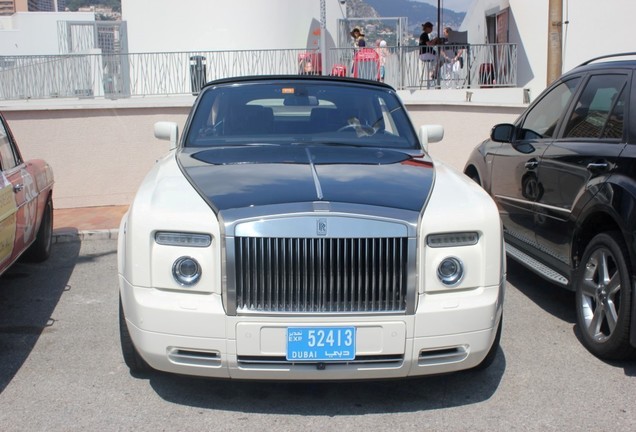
xmin=234 ymin=237 xmax=408 ymax=313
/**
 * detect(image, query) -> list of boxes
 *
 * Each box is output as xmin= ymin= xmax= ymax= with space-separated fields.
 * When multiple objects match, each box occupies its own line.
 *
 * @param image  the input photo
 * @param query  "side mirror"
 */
xmin=154 ymin=121 xmax=179 ymax=150
xmin=490 ymin=123 xmax=515 ymax=143
xmin=418 ymin=124 xmax=444 ymax=152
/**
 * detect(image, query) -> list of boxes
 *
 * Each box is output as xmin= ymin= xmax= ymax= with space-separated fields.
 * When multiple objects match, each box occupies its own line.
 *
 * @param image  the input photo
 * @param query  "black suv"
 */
xmin=464 ymin=53 xmax=636 ymax=359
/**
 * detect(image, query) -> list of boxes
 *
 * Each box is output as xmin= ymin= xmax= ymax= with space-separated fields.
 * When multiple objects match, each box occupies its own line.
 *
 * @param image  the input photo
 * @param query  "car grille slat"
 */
xmin=235 ymin=237 xmax=408 ymax=313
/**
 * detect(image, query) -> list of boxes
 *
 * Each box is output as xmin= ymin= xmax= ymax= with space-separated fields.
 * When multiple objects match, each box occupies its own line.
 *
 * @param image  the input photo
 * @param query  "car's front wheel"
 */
xmin=575 ymin=232 xmax=635 ymax=360
xmin=24 ymin=196 xmax=53 ymax=262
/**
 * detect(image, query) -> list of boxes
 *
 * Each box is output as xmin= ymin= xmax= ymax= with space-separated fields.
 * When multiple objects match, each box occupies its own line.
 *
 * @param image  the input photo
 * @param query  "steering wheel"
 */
xmin=337 ymin=124 xmax=357 ymax=132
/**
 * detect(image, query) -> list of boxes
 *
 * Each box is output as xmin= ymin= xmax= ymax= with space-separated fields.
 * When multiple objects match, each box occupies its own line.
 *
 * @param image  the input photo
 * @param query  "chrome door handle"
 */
xmin=13 ymin=183 xmax=24 ymax=192
xmin=587 ymin=162 xmax=609 ymax=171
xmin=524 ymin=160 xmax=539 ymax=169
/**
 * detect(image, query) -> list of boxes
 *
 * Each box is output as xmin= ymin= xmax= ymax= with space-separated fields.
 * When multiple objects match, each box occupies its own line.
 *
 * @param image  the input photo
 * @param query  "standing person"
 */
xmin=418 ymin=21 xmax=440 ymax=86
xmin=418 ymin=22 xmax=439 ymax=57
xmin=375 ymin=39 xmax=389 ymax=82
xmin=441 ymin=27 xmax=464 ymax=65
xmin=350 ymin=27 xmax=366 ymax=75
xmin=350 ymin=27 xmax=366 ymax=48
xmin=439 ymin=27 xmax=465 ymax=87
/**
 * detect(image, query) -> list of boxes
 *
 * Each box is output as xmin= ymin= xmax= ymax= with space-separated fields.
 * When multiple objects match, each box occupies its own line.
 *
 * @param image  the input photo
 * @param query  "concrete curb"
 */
xmin=53 ymin=229 xmax=119 ymax=243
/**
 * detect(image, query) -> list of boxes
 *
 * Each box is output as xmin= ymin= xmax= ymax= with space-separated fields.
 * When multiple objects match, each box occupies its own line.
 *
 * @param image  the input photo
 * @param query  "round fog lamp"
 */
xmin=172 ymin=256 xmax=201 ymax=286
xmin=437 ymin=257 xmax=464 ymax=286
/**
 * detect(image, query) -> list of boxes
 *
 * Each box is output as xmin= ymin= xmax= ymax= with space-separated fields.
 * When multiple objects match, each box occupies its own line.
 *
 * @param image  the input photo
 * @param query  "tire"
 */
xmin=24 ymin=196 xmax=53 ymax=262
xmin=575 ymin=232 xmax=636 ymax=360
xmin=474 ymin=316 xmax=502 ymax=370
xmin=119 ymin=296 xmax=151 ymax=374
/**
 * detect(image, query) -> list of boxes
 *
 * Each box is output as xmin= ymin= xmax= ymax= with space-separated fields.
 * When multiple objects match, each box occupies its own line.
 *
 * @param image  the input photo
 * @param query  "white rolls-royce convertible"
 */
xmin=118 ymin=75 xmax=504 ymax=380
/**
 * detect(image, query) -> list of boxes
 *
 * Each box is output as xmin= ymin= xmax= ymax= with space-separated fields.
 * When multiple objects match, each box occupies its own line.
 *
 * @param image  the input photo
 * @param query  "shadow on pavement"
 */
xmin=142 ymin=348 xmax=506 ymax=414
xmin=505 ymin=258 xmax=575 ymax=324
xmin=0 ymin=241 xmax=81 ymax=393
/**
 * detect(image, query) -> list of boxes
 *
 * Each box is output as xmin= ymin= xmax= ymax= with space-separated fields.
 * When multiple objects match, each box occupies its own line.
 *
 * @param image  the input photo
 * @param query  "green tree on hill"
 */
xmin=66 ymin=0 xmax=121 ymax=12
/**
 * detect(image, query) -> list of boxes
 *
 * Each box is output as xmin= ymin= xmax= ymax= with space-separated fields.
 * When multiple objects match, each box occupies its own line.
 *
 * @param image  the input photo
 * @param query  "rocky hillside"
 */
xmin=347 ymin=0 xmax=465 ymax=31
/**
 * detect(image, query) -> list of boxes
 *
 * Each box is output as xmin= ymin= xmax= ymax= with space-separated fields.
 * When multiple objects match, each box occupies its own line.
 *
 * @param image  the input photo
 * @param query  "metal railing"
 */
xmin=0 ymin=44 xmax=516 ymax=101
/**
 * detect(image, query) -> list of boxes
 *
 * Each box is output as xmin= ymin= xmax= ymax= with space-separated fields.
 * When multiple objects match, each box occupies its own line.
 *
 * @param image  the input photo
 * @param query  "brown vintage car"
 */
xmin=0 ymin=112 xmax=54 ymax=276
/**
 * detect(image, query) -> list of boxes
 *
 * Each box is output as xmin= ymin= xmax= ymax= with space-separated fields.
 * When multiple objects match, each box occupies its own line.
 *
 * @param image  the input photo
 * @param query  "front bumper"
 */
xmin=120 ymin=276 xmax=503 ymax=380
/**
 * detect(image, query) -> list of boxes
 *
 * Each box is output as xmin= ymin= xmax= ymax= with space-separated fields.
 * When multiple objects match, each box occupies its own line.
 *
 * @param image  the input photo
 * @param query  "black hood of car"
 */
xmin=177 ymin=145 xmax=434 ymax=212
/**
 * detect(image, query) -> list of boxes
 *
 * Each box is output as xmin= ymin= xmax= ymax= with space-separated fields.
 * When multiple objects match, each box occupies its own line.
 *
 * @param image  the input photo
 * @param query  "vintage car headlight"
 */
xmin=437 ymin=257 xmax=464 ymax=286
xmin=426 ymin=232 xmax=479 ymax=248
xmin=155 ymin=231 xmax=212 ymax=247
xmin=172 ymin=256 xmax=202 ymax=286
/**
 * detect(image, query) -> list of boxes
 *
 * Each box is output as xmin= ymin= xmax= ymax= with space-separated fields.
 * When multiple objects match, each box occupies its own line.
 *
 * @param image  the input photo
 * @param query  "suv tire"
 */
xmin=575 ymin=232 xmax=636 ymax=359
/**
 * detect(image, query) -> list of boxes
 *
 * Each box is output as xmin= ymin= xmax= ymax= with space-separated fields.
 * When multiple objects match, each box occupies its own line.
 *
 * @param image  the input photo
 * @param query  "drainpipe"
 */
xmin=547 ymin=0 xmax=563 ymax=85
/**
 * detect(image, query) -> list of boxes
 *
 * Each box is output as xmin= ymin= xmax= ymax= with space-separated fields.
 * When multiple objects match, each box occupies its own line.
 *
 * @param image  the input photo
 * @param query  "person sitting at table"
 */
xmin=439 ymin=27 xmax=465 ymax=87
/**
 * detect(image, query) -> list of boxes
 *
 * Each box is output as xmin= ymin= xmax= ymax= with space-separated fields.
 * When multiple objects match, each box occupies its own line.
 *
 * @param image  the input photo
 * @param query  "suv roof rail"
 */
xmin=578 ymin=52 xmax=636 ymax=67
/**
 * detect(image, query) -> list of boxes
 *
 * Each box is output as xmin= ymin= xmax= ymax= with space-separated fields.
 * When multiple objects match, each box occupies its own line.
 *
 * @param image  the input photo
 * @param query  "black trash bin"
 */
xmin=190 ymin=55 xmax=207 ymax=95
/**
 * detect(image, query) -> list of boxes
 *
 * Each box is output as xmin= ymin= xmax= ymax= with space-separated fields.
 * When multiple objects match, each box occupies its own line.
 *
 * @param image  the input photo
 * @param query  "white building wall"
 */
xmin=461 ymin=0 xmax=635 ymax=101
xmin=460 ymin=0 xmax=508 ymax=44
xmin=0 ymin=12 xmax=95 ymax=55
xmin=122 ymin=0 xmax=345 ymax=53
xmin=509 ymin=0 xmax=548 ymax=100
xmin=562 ymin=0 xmax=636 ymax=73
xmin=2 ymin=99 xmax=524 ymax=208
xmin=461 ymin=0 xmax=548 ymax=101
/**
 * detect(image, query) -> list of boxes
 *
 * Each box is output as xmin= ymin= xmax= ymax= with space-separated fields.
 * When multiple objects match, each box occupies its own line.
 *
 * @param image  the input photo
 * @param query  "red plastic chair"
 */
xmin=330 ymin=64 xmax=347 ymax=77
xmin=352 ymin=48 xmax=380 ymax=81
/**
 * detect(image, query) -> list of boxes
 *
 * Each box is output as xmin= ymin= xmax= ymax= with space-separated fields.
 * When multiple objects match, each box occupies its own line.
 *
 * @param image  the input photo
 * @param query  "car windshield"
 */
xmin=185 ymin=80 xmax=419 ymax=149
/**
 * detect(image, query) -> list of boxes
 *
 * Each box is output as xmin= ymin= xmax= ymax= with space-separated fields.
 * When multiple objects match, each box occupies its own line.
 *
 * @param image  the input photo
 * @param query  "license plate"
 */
xmin=286 ymin=327 xmax=356 ymax=361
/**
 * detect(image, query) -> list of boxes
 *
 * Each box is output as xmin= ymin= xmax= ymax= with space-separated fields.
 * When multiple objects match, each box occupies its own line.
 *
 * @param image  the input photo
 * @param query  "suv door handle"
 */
xmin=524 ymin=160 xmax=539 ymax=169
xmin=587 ymin=162 xmax=609 ymax=173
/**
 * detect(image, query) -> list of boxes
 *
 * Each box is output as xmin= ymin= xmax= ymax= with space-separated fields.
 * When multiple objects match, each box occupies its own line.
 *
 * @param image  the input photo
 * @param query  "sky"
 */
xmin=413 ymin=0 xmax=474 ymax=13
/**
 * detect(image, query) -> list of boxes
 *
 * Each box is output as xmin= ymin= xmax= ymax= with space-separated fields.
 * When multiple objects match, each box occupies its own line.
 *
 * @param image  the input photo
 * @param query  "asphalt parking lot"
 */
xmin=1 ymin=239 xmax=635 ymax=431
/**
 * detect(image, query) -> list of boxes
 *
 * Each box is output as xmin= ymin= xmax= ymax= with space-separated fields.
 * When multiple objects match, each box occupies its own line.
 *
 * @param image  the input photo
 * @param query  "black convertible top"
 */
xmin=201 ymin=74 xmax=394 ymax=91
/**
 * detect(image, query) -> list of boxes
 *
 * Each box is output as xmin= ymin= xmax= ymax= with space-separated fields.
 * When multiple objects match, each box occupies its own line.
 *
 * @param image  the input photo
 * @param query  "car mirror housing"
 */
xmin=490 ymin=123 xmax=515 ymax=143
xmin=154 ymin=122 xmax=179 ymax=150
xmin=418 ymin=124 xmax=444 ymax=152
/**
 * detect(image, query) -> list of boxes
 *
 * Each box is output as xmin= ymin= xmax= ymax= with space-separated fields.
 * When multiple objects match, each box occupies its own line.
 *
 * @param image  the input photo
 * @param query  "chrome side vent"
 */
xmin=418 ymin=346 xmax=468 ymax=365
xmin=234 ymin=237 xmax=408 ymax=313
xmin=167 ymin=348 xmax=222 ymax=367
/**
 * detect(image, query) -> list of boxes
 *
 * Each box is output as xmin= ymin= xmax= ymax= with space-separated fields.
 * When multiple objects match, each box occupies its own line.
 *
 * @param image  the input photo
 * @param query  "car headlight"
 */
xmin=437 ymin=257 xmax=464 ymax=286
xmin=172 ymin=256 xmax=202 ymax=286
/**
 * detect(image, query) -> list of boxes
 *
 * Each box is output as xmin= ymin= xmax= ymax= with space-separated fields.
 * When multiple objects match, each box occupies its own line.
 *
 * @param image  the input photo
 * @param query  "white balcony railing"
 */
xmin=0 ymin=44 xmax=516 ymax=101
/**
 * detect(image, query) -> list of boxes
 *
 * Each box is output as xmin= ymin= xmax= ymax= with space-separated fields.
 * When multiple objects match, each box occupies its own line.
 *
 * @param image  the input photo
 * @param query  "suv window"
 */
xmin=563 ymin=74 xmax=628 ymax=140
xmin=519 ymin=78 xmax=580 ymax=140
